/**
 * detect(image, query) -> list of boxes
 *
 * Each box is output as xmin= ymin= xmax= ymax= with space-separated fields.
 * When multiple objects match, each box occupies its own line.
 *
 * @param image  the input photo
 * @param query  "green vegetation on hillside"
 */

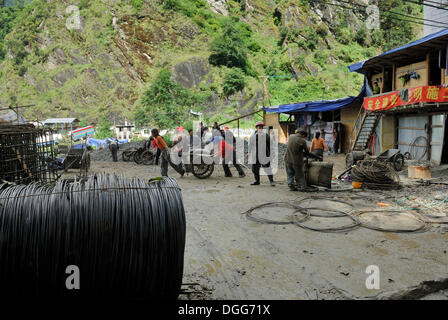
xmin=0 ymin=0 xmax=424 ymax=129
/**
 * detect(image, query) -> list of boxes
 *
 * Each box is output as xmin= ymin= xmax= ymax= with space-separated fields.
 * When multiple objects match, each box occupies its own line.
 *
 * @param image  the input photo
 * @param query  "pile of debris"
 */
xmin=90 ymin=140 xmax=145 ymax=162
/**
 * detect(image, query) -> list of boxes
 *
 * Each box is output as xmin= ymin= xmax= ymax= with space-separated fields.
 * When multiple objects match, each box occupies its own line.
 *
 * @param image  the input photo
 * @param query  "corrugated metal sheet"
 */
xmin=398 ymin=116 xmax=428 ymax=160
xmin=431 ymin=115 xmax=446 ymax=165
xmin=42 ymin=118 xmax=79 ymax=124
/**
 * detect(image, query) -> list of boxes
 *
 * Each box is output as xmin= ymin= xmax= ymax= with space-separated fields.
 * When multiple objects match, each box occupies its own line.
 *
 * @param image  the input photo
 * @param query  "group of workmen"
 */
xmin=142 ymin=121 xmax=330 ymax=192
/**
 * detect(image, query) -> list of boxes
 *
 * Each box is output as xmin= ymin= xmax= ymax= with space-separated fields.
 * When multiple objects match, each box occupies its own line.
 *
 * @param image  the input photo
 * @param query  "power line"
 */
xmin=313 ymin=0 xmax=446 ymax=28
xmin=403 ymin=0 xmax=448 ymax=11
xmin=312 ymin=0 xmax=448 ymax=28
xmin=326 ymin=0 xmax=448 ymax=28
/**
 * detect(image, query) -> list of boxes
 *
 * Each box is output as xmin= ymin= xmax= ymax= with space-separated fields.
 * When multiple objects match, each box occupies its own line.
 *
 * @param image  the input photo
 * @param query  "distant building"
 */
xmin=42 ymin=118 xmax=80 ymax=133
xmin=424 ymin=0 xmax=448 ymax=36
xmin=113 ymin=120 xmax=135 ymax=140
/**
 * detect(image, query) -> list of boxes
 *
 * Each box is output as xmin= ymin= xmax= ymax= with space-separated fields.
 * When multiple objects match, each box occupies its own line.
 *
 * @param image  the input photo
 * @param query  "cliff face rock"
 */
xmin=0 ymin=0 xmax=418 ymax=124
xmin=173 ymin=58 xmax=211 ymax=89
xmin=206 ymin=0 xmax=229 ymax=16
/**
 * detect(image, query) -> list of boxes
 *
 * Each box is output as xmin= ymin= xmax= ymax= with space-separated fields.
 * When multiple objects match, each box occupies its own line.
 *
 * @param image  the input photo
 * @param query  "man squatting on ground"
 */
xmin=284 ymin=130 xmax=310 ymax=191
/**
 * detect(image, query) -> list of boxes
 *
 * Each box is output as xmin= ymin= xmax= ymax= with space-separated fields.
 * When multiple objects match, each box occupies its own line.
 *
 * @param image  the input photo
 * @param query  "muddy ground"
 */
xmin=67 ymin=155 xmax=448 ymax=300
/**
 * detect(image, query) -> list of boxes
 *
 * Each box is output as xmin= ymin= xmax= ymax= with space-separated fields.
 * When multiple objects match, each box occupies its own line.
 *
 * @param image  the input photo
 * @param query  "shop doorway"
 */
xmin=442 ymin=116 xmax=448 ymax=164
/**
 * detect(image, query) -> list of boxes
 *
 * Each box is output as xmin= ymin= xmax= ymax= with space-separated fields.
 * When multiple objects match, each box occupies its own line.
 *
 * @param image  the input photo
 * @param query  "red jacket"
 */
xmin=217 ymin=140 xmax=234 ymax=159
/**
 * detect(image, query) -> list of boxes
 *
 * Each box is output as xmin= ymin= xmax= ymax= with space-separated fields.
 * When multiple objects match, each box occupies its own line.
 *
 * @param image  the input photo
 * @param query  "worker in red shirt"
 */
xmin=215 ymin=136 xmax=245 ymax=178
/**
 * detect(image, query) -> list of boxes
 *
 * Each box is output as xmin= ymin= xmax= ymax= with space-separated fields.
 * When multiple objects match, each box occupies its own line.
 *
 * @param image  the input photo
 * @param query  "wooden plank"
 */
xmin=395 ymin=60 xmax=428 ymax=90
xmin=392 ymin=64 xmax=396 ymax=91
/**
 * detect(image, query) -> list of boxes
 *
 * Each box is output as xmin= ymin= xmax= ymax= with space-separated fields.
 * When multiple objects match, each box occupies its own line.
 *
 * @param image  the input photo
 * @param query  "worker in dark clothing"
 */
xmin=109 ymin=138 xmax=119 ymax=162
xmin=284 ymin=131 xmax=310 ymax=191
xmin=333 ymin=128 xmax=340 ymax=154
xmin=197 ymin=122 xmax=204 ymax=139
xmin=249 ymin=121 xmax=275 ymax=187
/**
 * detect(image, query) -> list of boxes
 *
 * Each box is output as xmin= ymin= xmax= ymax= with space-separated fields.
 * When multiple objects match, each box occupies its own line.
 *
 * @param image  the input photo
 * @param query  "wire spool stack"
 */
xmin=0 ymin=174 xmax=186 ymax=299
xmin=351 ymin=160 xmax=401 ymax=190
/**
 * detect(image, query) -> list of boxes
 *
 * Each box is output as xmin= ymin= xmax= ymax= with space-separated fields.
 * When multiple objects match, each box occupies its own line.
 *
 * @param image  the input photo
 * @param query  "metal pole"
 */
xmin=238 ymin=119 xmax=240 ymax=138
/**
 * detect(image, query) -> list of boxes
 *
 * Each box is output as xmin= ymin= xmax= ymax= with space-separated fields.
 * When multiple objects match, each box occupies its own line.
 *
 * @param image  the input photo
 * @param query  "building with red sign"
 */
xmin=349 ymin=28 xmax=448 ymax=165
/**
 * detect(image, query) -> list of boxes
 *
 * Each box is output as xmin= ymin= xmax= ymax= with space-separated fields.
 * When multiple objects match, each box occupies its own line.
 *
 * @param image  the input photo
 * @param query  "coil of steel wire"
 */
xmin=351 ymin=160 xmax=401 ymax=190
xmin=0 ymin=174 xmax=186 ymax=299
xmin=243 ymin=202 xmax=310 ymax=225
xmin=355 ymin=210 xmax=428 ymax=233
xmin=295 ymin=197 xmax=354 ymax=218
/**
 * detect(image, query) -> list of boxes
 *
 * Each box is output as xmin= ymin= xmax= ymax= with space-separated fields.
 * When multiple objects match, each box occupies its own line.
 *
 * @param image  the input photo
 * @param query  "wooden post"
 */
xmin=392 ymin=64 xmax=396 ymax=91
xmin=237 ymin=119 xmax=240 ymax=138
xmin=427 ymin=115 xmax=432 ymax=161
xmin=261 ymin=76 xmax=267 ymax=123
xmin=426 ymin=53 xmax=430 ymax=86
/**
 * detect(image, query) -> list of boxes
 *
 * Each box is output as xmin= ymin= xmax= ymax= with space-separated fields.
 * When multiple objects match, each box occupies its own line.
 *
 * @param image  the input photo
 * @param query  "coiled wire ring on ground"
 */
xmin=244 ymin=202 xmax=310 ymax=225
xmin=292 ymin=211 xmax=361 ymax=233
xmin=355 ymin=210 xmax=428 ymax=233
xmin=295 ymin=197 xmax=354 ymax=217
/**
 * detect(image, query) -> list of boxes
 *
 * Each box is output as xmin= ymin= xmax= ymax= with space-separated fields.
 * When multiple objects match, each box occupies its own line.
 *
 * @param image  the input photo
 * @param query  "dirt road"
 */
xmin=79 ymin=156 xmax=448 ymax=300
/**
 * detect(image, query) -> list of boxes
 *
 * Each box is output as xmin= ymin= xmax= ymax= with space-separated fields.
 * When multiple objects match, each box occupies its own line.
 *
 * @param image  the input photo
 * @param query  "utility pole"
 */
xmin=260 ymin=76 xmax=271 ymax=124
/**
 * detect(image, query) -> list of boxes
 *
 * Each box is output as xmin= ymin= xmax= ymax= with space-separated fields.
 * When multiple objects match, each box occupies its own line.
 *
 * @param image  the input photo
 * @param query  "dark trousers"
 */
xmin=155 ymin=148 xmax=161 ymax=165
xmin=160 ymin=149 xmax=185 ymax=177
xmin=252 ymin=164 xmax=274 ymax=183
xmin=110 ymin=144 xmax=118 ymax=162
xmin=312 ymin=149 xmax=324 ymax=161
xmin=223 ymin=163 xmax=245 ymax=177
xmin=223 ymin=151 xmax=244 ymax=177
xmin=285 ymin=162 xmax=306 ymax=189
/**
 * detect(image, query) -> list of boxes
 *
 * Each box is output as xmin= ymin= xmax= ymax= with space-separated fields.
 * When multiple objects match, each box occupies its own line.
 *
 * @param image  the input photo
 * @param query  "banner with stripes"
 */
xmin=71 ymin=126 xmax=95 ymax=140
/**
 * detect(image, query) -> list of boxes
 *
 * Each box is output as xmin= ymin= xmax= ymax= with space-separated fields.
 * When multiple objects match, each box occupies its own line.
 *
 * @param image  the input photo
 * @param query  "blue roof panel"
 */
xmin=349 ymin=28 xmax=448 ymax=73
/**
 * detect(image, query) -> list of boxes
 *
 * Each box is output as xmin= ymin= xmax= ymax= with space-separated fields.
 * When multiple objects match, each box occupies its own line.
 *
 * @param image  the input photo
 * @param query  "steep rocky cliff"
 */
xmin=0 ymin=0 xmax=422 ymax=125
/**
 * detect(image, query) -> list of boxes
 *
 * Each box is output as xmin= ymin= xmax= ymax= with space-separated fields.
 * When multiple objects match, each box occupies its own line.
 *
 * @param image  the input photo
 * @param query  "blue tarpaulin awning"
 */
xmin=266 ymin=83 xmax=366 ymax=114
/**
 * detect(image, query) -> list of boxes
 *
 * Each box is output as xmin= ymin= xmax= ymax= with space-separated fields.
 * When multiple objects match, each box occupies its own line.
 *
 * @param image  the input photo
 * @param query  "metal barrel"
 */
xmin=307 ymin=162 xmax=334 ymax=189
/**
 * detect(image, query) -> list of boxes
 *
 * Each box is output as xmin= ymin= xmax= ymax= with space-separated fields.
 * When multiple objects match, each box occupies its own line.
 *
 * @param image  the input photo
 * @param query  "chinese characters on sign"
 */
xmin=363 ymin=86 xmax=448 ymax=111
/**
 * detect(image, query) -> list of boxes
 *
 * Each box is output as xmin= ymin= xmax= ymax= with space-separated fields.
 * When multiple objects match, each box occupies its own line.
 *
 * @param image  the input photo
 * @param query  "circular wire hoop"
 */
xmin=244 ymin=202 xmax=310 ymax=225
xmin=355 ymin=210 xmax=428 ymax=233
xmin=296 ymin=197 xmax=354 ymax=217
xmin=293 ymin=211 xmax=361 ymax=233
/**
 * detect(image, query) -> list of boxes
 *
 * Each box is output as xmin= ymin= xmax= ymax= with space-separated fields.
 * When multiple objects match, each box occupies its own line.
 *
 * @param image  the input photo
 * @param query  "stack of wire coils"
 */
xmin=0 ymin=174 xmax=186 ymax=299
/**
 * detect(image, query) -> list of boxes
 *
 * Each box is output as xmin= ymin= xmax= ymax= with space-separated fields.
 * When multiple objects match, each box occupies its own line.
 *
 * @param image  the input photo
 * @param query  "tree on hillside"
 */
xmin=209 ymin=19 xmax=250 ymax=72
xmin=95 ymin=115 xmax=114 ymax=139
xmin=377 ymin=0 xmax=422 ymax=50
xmin=135 ymin=69 xmax=202 ymax=129
xmin=223 ymin=67 xmax=246 ymax=96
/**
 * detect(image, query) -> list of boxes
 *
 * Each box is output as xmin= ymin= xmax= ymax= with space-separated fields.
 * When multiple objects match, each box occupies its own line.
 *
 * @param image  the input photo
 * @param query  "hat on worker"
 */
xmin=255 ymin=121 xmax=264 ymax=128
xmin=224 ymin=126 xmax=229 ymax=130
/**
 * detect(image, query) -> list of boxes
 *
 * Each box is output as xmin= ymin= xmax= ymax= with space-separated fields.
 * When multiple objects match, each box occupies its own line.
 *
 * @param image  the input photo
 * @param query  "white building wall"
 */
xmin=424 ymin=0 xmax=448 ymax=36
